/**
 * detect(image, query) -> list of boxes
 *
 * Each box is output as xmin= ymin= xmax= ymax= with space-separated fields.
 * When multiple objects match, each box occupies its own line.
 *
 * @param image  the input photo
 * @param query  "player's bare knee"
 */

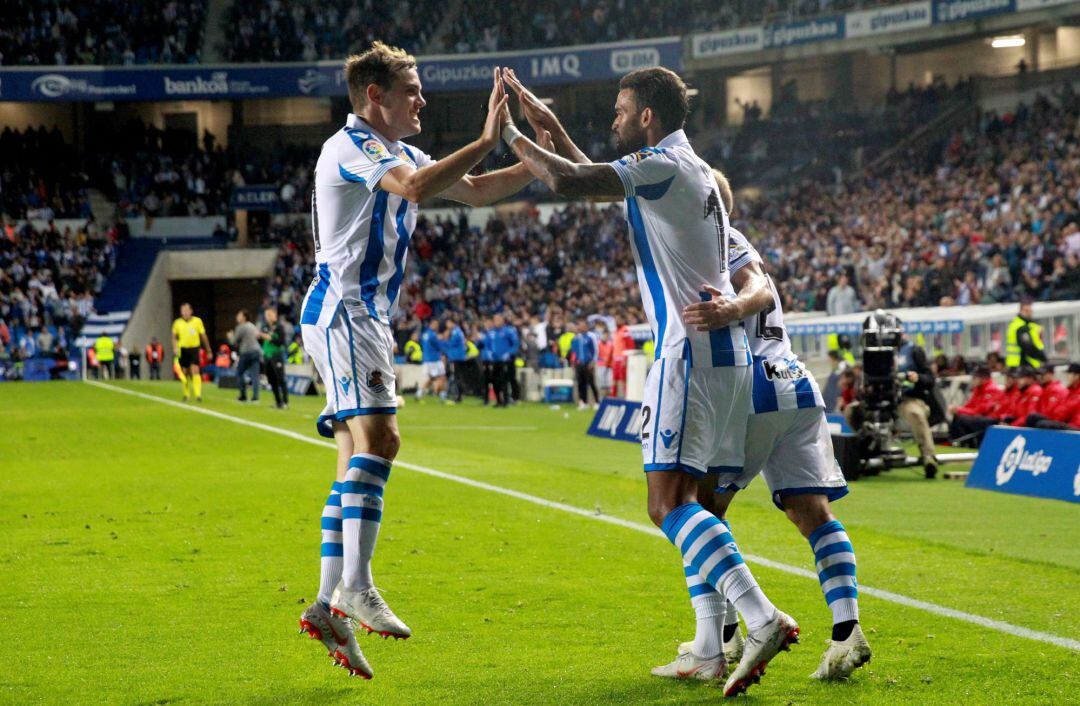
xmin=782 ymin=493 xmax=835 ymax=537
xmin=379 ymin=427 xmax=402 ymax=461
xmin=647 ymin=497 xmax=678 ymax=527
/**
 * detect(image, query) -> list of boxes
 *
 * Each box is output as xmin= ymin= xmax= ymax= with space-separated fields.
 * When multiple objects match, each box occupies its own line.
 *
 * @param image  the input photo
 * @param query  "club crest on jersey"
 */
xmin=338 ymin=374 xmax=352 ymax=395
xmin=361 ymin=138 xmax=389 ymax=162
xmin=762 ymin=360 xmax=807 ymax=381
xmin=366 ymin=370 xmax=387 ymax=394
xmin=622 ymin=148 xmax=659 ymax=164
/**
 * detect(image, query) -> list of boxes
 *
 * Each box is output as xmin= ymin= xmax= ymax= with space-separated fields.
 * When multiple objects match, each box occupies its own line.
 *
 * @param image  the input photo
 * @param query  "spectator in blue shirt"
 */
xmin=489 ymin=313 xmax=519 ymax=407
xmin=570 ymin=321 xmax=600 ymax=409
xmin=418 ymin=323 xmax=447 ymax=400
xmin=441 ymin=318 xmax=468 ymax=403
xmin=478 ymin=318 xmax=496 ymax=405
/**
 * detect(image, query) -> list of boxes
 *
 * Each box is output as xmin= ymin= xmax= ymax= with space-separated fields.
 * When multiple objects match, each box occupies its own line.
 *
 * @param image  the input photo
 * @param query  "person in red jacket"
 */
xmin=1034 ymin=367 xmax=1068 ymax=416
xmin=610 ymin=313 xmax=636 ymax=397
xmin=1024 ymin=363 xmax=1080 ymax=430
xmin=595 ymin=327 xmax=614 ymax=397
xmin=1007 ymin=367 xmax=1043 ymax=426
xmin=948 ymin=366 xmax=1005 ymax=447
xmin=996 ymin=371 xmax=1021 ymax=418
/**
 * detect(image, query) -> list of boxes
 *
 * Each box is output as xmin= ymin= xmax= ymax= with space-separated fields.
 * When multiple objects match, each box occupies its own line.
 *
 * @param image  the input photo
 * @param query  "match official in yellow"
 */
xmin=172 ymin=302 xmax=212 ymax=402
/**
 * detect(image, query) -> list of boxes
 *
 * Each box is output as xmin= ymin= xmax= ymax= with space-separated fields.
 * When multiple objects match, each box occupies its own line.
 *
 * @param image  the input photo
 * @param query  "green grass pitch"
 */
xmin=0 ymin=380 xmax=1076 ymax=704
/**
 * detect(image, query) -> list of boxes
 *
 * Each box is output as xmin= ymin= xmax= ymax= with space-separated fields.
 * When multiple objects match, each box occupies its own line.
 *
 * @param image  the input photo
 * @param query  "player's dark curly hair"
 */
xmin=619 ymin=67 xmax=689 ymax=133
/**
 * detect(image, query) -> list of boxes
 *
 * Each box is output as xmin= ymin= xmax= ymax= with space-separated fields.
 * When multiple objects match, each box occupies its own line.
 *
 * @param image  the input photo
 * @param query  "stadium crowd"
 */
xmin=444 ymin=0 xmax=899 ymax=53
xmin=0 ymin=218 xmax=118 ymax=376
xmin=0 ymin=126 xmax=93 ymax=221
xmin=1 ymin=0 xmax=909 ymax=66
xmin=224 ymin=0 xmax=447 ymax=62
xmin=742 ymin=85 xmax=1080 ymax=313
xmin=0 ymin=0 xmax=205 ymax=65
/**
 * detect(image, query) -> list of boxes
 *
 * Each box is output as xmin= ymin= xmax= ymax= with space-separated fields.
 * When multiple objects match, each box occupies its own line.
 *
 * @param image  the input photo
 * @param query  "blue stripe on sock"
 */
xmin=660 ymin=502 xmax=702 ymax=543
xmin=686 ymin=531 xmax=735 ymax=565
xmin=321 ymin=542 xmax=344 ymax=557
xmin=689 ymin=583 xmax=718 ymax=598
xmin=331 ymin=481 xmax=343 ymax=492
xmin=818 ymin=562 xmax=857 ymax=582
xmin=676 ymin=517 xmax=719 ymax=556
xmin=824 ymin=586 xmax=859 ymax=604
xmin=359 ymin=507 xmax=382 ymax=522
xmin=340 ymin=480 xmax=384 ymax=497
xmin=705 ymin=552 xmax=746 ymax=587
xmin=321 ymin=516 xmax=343 ymax=531
xmin=808 ymin=519 xmax=846 ymax=547
xmin=348 ymin=455 xmax=391 ymax=481
xmin=815 ymin=541 xmax=854 ymax=560
xmin=325 ymin=494 xmax=342 ymax=507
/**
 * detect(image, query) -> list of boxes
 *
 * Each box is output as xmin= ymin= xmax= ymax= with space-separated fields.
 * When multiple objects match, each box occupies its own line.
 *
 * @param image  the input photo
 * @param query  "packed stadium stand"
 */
xmin=742 ymin=84 xmax=1080 ymax=313
xmin=0 ymin=219 xmax=116 ymax=370
xmin=0 ymin=126 xmax=92 ymax=220
xmin=0 ymin=0 xmax=207 ymax=65
xmin=223 ymin=0 xmax=449 ymax=62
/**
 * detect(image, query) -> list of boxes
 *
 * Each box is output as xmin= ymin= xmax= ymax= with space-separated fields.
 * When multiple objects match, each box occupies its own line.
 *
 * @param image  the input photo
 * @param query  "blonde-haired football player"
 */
xmin=297 ymin=42 xmax=546 ymax=679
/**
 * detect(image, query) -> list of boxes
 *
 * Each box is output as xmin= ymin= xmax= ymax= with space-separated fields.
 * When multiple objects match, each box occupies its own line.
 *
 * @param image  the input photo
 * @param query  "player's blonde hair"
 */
xmin=344 ymin=41 xmax=417 ymax=112
xmin=712 ymin=168 xmax=734 ymax=217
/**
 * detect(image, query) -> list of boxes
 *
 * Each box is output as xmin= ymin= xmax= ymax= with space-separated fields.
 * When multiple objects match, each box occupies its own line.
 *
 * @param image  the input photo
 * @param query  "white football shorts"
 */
xmin=303 ymin=308 xmax=396 ymax=438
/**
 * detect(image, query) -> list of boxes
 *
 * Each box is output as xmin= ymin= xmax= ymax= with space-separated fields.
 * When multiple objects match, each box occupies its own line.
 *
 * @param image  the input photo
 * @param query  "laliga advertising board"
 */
xmin=966 ymin=426 xmax=1080 ymax=504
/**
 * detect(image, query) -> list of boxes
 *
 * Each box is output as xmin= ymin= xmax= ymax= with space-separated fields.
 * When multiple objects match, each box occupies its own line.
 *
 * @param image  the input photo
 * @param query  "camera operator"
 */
xmin=893 ymin=321 xmax=944 ymax=479
xmin=854 ymin=311 xmax=944 ymax=479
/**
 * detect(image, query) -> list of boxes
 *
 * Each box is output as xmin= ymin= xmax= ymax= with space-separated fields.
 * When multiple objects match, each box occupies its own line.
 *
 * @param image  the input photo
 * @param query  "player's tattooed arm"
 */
xmin=504 ymin=128 xmax=624 ymax=199
xmin=682 ymin=261 xmax=772 ymax=331
xmin=380 ymin=69 xmax=510 ymax=203
xmin=503 ymin=68 xmax=591 ymax=165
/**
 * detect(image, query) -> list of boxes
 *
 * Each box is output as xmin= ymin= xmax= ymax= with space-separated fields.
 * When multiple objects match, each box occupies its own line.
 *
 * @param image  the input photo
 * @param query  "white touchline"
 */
xmin=85 ymin=381 xmax=1080 ymax=653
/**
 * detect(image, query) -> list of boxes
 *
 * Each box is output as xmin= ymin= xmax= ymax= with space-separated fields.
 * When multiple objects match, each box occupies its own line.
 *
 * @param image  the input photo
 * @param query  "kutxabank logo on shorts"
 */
xmin=994 ymin=434 xmax=1054 ymax=486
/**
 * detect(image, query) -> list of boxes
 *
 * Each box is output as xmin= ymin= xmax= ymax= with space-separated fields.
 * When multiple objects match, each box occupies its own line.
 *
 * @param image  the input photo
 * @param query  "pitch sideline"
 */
xmin=84 ymin=380 xmax=1080 ymax=653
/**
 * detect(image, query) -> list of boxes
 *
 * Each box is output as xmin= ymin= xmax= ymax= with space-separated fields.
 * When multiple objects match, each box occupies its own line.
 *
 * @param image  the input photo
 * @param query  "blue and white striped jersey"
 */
xmin=300 ymin=114 xmax=434 ymax=328
xmin=728 ymin=228 xmax=824 ymax=413
xmin=608 ymin=130 xmax=750 ymax=367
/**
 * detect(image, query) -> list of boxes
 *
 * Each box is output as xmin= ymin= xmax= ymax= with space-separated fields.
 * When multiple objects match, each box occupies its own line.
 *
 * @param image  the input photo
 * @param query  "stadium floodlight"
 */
xmin=990 ymin=35 xmax=1025 ymax=49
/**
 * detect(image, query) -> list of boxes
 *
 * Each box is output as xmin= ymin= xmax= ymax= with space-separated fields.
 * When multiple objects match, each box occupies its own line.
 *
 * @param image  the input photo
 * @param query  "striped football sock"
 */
xmin=684 ymin=517 xmax=734 ymax=658
xmin=808 ymin=520 xmax=859 ymax=635
xmin=341 ymin=454 xmax=391 ymax=590
xmin=685 ymin=560 xmax=724 ymax=658
xmin=662 ymin=503 xmax=776 ymax=633
xmin=316 ymin=481 xmax=343 ymax=607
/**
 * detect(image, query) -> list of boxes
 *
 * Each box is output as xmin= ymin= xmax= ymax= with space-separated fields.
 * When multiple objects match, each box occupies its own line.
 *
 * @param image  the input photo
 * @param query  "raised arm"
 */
xmin=502 ymin=124 xmax=624 ymax=199
xmin=503 ymin=68 xmax=591 ymax=164
xmin=438 ymin=130 xmax=554 ymax=207
xmin=379 ymin=69 xmax=510 ymax=203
